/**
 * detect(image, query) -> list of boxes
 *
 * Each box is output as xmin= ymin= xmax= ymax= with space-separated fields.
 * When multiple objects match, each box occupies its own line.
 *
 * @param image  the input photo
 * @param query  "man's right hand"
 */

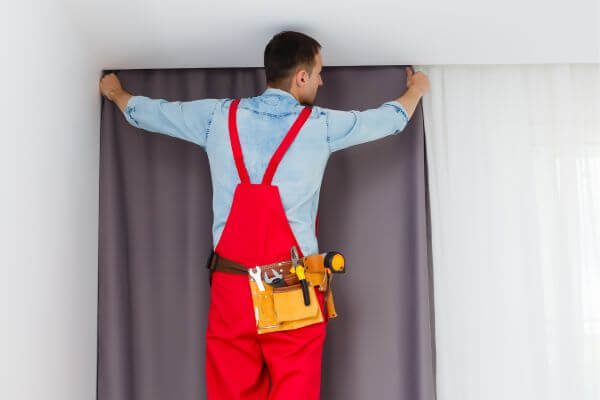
xmin=395 ymin=67 xmax=430 ymax=121
xmin=405 ymin=66 xmax=430 ymax=97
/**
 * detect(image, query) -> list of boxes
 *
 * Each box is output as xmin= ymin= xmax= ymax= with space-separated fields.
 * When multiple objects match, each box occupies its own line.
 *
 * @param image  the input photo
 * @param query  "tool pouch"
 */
xmin=249 ymin=279 xmax=324 ymax=334
xmin=273 ymin=284 xmax=321 ymax=322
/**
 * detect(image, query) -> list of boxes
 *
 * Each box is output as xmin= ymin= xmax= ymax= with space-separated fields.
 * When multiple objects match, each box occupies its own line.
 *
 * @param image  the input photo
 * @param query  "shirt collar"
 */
xmin=260 ymin=87 xmax=300 ymax=105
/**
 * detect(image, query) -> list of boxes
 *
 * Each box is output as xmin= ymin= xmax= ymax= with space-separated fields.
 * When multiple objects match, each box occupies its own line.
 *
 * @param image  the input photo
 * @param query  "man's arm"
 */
xmin=109 ymin=88 xmax=132 ymax=114
xmin=99 ymin=72 xmax=220 ymax=149
xmin=323 ymin=101 xmax=407 ymax=153
xmin=395 ymin=86 xmax=423 ymax=121
xmin=324 ymin=67 xmax=430 ymax=153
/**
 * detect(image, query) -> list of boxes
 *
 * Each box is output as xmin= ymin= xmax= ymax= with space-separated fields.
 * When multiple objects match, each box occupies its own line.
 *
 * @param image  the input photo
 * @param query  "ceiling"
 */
xmin=63 ymin=0 xmax=599 ymax=70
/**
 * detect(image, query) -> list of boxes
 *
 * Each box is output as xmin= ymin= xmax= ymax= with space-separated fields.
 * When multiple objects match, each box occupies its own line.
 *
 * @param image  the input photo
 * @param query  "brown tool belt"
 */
xmin=206 ymin=250 xmax=309 ymax=287
xmin=205 ymin=249 xmax=339 ymax=328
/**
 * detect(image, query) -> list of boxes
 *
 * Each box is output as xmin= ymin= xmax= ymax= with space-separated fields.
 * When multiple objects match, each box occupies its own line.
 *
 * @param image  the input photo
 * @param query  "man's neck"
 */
xmin=267 ymin=85 xmax=301 ymax=103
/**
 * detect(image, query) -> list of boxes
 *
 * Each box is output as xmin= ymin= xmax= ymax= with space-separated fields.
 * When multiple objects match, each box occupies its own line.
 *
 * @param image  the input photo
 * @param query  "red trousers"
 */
xmin=206 ymin=271 xmax=327 ymax=399
xmin=205 ymin=98 xmax=327 ymax=399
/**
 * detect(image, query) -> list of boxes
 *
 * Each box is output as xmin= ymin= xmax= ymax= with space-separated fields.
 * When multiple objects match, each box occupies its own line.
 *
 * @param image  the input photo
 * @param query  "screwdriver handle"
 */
xmin=300 ymin=279 xmax=310 ymax=306
xmin=293 ymin=265 xmax=311 ymax=306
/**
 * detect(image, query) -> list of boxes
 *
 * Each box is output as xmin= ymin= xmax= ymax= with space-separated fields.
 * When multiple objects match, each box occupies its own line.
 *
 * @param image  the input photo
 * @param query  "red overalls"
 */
xmin=205 ymin=98 xmax=327 ymax=400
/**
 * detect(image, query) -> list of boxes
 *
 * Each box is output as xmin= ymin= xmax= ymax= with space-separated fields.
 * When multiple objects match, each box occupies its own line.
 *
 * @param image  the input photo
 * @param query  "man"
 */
xmin=100 ymin=30 xmax=429 ymax=400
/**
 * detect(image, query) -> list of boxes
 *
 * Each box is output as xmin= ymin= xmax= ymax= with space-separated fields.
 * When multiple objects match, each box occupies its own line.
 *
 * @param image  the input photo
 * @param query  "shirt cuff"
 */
xmin=382 ymin=100 xmax=409 ymax=126
xmin=123 ymin=95 xmax=144 ymax=127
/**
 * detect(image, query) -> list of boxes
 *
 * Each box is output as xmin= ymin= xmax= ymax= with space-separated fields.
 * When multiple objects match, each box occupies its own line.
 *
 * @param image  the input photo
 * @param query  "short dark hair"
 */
xmin=264 ymin=31 xmax=322 ymax=89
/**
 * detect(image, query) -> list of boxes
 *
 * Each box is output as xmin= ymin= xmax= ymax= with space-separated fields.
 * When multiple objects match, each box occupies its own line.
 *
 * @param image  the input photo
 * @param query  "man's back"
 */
xmin=123 ymin=86 xmax=409 ymax=256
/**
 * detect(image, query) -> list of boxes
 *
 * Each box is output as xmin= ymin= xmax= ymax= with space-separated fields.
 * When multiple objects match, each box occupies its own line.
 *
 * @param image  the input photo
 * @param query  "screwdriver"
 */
xmin=290 ymin=246 xmax=311 ymax=306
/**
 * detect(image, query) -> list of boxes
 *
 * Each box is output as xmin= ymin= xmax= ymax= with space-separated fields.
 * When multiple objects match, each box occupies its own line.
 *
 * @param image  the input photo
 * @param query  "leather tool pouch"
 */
xmin=273 ymin=284 xmax=321 ymax=322
xmin=249 ymin=279 xmax=324 ymax=334
xmin=207 ymin=249 xmax=340 ymax=334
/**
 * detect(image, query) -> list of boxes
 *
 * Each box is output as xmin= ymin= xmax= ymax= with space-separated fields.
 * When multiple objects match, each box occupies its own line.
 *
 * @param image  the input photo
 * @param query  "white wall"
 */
xmin=61 ymin=0 xmax=599 ymax=68
xmin=3 ymin=2 xmax=102 ymax=399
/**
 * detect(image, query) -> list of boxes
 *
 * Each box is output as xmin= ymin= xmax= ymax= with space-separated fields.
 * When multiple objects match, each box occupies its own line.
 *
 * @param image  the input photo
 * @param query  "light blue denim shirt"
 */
xmin=123 ymin=87 xmax=409 ymax=256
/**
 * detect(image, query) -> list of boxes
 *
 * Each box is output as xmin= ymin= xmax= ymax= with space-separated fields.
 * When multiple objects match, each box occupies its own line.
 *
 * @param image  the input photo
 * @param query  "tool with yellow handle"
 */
xmin=290 ymin=247 xmax=347 ymax=306
xmin=290 ymin=246 xmax=311 ymax=306
xmin=284 ymin=247 xmax=346 ymax=321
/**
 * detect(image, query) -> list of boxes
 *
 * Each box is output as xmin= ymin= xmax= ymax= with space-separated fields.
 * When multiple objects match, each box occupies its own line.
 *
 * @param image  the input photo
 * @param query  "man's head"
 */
xmin=264 ymin=31 xmax=323 ymax=105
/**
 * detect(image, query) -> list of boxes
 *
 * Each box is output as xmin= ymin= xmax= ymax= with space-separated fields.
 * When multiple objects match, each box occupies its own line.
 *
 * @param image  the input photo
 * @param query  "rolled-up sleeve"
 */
xmin=324 ymin=100 xmax=409 ymax=153
xmin=123 ymin=95 xmax=220 ymax=149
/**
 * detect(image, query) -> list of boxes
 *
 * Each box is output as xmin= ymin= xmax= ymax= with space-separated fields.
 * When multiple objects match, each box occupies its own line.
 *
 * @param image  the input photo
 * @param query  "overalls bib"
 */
xmin=205 ymin=98 xmax=327 ymax=400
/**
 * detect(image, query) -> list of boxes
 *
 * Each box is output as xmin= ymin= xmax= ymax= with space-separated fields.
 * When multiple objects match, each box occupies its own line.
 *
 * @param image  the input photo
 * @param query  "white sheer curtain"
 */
xmin=417 ymin=64 xmax=600 ymax=400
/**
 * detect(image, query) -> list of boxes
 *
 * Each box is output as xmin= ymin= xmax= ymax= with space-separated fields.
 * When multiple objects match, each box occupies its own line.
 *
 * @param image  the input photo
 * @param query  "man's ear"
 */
xmin=297 ymin=69 xmax=308 ymax=87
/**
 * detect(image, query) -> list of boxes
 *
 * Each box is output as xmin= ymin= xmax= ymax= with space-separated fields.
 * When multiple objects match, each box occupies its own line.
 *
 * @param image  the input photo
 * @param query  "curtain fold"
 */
xmin=419 ymin=63 xmax=600 ymax=400
xmin=98 ymin=66 xmax=434 ymax=399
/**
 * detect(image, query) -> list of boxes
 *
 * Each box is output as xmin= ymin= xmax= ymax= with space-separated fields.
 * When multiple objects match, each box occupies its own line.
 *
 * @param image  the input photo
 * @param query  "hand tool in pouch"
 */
xmin=290 ymin=246 xmax=311 ymax=306
xmin=206 ymin=247 xmax=346 ymax=333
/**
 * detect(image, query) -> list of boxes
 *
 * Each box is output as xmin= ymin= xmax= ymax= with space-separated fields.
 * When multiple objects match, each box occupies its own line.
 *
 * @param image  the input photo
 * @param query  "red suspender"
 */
xmin=227 ymin=99 xmax=251 ymax=184
xmin=261 ymin=105 xmax=312 ymax=185
xmin=227 ymin=98 xmax=312 ymax=185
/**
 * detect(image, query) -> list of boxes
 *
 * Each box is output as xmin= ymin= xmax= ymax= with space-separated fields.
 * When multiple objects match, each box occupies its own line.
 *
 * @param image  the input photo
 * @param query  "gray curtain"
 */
xmin=98 ymin=66 xmax=436 ymax=400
